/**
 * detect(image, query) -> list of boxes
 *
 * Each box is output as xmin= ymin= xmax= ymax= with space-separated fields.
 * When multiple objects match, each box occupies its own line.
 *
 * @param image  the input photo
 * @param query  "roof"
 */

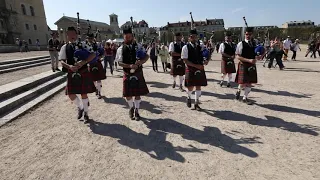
xmin=54 ymin=16 xmax=110 ymax=27
xmin=287 ymin=20 xmax=314 ymax=24
xmin=110 ymin=13 xmax=118 ymax=16
xmin=120 ymin=20 xmax=148 ymax=28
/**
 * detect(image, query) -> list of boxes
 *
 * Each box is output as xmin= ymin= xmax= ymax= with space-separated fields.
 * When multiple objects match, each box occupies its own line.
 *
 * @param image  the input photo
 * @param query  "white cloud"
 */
xmin=231 ymin=8 xmax=245 ymax=14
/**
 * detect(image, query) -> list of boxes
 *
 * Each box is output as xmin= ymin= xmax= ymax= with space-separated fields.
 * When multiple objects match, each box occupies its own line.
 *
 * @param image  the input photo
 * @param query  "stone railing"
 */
xmin=0 ymin=45 xmax=48 ymax=53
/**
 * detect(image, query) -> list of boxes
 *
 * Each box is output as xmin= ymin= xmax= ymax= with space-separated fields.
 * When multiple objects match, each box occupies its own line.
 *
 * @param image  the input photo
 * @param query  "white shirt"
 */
xmin=58 ymin=41 xmax=95 ymax=61
xmin=218 ymin=42 xmax=233 ymax=54
xmin=235 ymin=39 xmax=250 ymax=55
xmin=292 ymin=43 xmax=300 ymax=51
xmin=115 ymin=43 xmax=144 ymax=63
xmin=283 ymin=39 xmax=292 ymax=49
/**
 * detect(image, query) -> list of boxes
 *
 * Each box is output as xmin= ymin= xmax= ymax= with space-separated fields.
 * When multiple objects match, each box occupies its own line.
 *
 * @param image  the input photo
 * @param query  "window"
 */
xmin=28 ymin=39 xmax=32 ymax=44
xmin=21 ymin=4 xmax=26 ymax=15
xmin=34 ymin=24 xmax=37 ymax=30
xmin=30 ymin=6 xmax=35 ymax=16
xmin=25 ymin=24 xmax=29 ymax=30
xmin=0 ymin=20 xmax=3 ymax=28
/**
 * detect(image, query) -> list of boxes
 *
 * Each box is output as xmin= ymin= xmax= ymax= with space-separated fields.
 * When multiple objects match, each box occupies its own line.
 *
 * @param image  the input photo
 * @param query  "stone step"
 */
xmin=0 ymin=55 xmax=50 ymax=65
xmin=0 ymin=71 xmax=64 ymax=101
xmin=0 ymin=57 xmax=51 ymax=70
xmin=0 ymin=81 xmax=66 ymax=127
xmin=0 ymin=60 xmax=52 ymax=74
xmin=0 ymin=74 xmax=66 ymax=117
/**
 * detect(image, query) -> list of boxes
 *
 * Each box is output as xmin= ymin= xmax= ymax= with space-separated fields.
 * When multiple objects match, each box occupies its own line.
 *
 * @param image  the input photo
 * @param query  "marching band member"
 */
xmin=86 ymin=33 xmax=106 ymax=99
xmin=182 ymin=29 xmax=209 ymax=110
xmin=59 ymin=27 xmax=96 ymax=122
xmin=235 ymin=27 xmax=261 ymax=105
xmin=218 ymin=31 xmax=236 ymax=87
xmin=115 ymin=27 xmax=149 ymax=121
xmin=169 ymin=32 xmax=185 ymax=92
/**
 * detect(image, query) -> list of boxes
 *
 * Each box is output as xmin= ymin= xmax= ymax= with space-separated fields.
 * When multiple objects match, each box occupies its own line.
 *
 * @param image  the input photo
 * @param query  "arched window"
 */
xmin=21 ymin=4 xmax=26 ymax=15
xmin=28 ymin=39 xmax=32 ymax=44
xmin=30 ymin=6 xmax=35 ymax=16
xmin=34 ymin=24 xmax=37 ymax=30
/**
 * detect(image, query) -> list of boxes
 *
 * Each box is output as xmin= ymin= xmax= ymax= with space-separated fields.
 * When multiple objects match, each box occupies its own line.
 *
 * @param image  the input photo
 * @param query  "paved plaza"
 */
xmin=0 ymin=46 xmax=319 ymax=180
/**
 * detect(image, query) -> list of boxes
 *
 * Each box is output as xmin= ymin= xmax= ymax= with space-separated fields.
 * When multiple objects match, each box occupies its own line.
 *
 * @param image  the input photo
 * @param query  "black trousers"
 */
xmin=151 ymin=57 xmax=158 ymax=71
xmin=162 ymin=62 xmax=167 ymax=72
xmin=291 ymin=51 xmax=297 ymax=60
xmin=268 ymin=54 xmax=284 ymax=69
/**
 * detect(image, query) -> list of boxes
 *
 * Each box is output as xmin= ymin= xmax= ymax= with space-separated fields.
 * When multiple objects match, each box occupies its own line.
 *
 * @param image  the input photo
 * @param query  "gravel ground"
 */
xmin=0 ymin=51 xmax=49 ymax=61
xmin=0 ymin=45 xmax=320 ymax=180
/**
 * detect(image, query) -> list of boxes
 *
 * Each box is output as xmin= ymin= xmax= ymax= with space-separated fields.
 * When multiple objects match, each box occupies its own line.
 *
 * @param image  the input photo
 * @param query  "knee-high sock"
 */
xmin=237 ymin=84 xmax=242 ymax=94
xmin=195 ymin=90 xmax=201 ymax=103
xmin=179 ymin=76 xmax=184 ymax=85
xmin=221 ymin=73 xmax=226 ymax=81
xmin=173 ymin=76 xmax=177 ymax=83
xmin=227 ymin=74 xmax=232 ymax=83
xmin=73 ymin=96 xmax=83 ymax=109
xmin=127 ymin=99 xmax=134 ymax=108
xmin=187 ymin=90 xmax=192 ymax=99
xmin=96 ymin=81 xmax=102 ymax=93
xmin=243 ymin=87 xmax=251 ymax=99
xmin=134 ymin=99 xmax=141 ymax=109
xmin=82 ymin=98 xmax=89 ymax=113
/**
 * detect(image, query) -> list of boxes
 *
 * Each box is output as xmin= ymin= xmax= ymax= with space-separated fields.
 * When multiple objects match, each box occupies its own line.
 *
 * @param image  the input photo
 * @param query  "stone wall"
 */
xmin=0 ymin=44 xmax=48 ymax=53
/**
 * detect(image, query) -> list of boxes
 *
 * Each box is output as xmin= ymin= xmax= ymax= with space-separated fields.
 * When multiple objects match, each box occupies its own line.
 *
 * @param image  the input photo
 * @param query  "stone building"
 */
xmin=120 ymin=20 xmax=150 ymax=42
xmin=55 ymin=13 xmax=120 ymax=42
xmin=0 ymin=0 xmax=50 ymax=45
xmin=159 ymin=19 xmax=224 ymax=44
xmin=282 ymin=20 xmax=315 ymax=28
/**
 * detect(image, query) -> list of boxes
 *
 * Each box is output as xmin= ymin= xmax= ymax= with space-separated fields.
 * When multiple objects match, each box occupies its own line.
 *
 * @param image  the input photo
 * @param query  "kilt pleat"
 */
xmin=185 ymin=66 xmax=207 ymax=87
xmin=90 ymin=61 xmax=106 ymax=81
xmin=221 ymin=57 xmax=236 ymax=74
xmin=170 ymin=59 xmax=185 ymax=76
xmin=65 ymin=68 xmax=96 ymax=95
xmin=235 ymin=62 xmax=258 ymax=84
xmin=123 ymin=69 xmax=149 ymax=97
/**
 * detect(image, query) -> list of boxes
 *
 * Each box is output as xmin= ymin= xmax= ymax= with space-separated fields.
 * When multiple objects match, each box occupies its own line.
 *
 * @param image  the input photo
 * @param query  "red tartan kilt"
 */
xmin=221 ymin=58 xmax=236 ymax=74
xmin=185 ymin=66 xmax=207 ymax=87
xmin=90 ymin=61 xmax=106 ymax=81
xmin=65 ymin=68 xmax=96 ymax=95
xmin=170 ymin=59 xmax=185 ymax=76
xmin=235 ymin=62 xmax=258 ymax=84
xmin=123 ymin=69 xmax=149 ymax=97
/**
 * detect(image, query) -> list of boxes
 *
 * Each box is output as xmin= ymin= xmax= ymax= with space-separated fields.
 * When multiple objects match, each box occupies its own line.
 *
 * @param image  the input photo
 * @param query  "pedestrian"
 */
xmin=48 ymin=32 xmax=60 ymax=72
xmin=159 ymin=45 xmax=169 ymax=72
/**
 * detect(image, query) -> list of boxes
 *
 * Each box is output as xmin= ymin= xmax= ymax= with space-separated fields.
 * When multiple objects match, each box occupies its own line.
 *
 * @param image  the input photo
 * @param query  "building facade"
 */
xmin=159 ymin=19 xmax=225 ymax=44
xmin=0 ymin=0 xmax=50 ymax=45
xmin=120 ymin=20 xmax=150 ymax=42
xmin=282 ymin=20 xmax=315 ymax=28
xmin=55 ymin=14 xmax=119 ymax=43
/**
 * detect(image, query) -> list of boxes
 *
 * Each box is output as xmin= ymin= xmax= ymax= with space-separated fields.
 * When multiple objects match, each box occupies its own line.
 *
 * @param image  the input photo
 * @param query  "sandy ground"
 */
xmin=0 ymin=51 xmax=49 ymax=61
xmin=0 ymin=45 xmax=320 ymax=180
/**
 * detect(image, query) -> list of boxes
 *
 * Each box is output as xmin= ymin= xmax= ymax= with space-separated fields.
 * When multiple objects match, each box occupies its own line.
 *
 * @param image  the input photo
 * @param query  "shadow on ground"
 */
xmin=142 ymin=118 xmax=260 ymax=158
xmin=89 ymin=120 xmax=208 ymax=163
xmin=203 ymin=110 xmax=319 ymax=136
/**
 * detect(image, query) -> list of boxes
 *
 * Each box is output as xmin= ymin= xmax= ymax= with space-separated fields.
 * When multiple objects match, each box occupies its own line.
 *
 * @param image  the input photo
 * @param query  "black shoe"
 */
xmin=242 ymin=98 xmax=253 ymax=105
xmin=227 ymin=83 xmax=231 ymax=88
xmin=56 ymin=68 xmax=61 ymax=71
xmin=84 ymin=113 xmax=90 ymax=123
xmin=193 ymin=104 xmax=201 ymax=111
xmin=235 ymin=91 xmax=240 ymax=100
xmin=134 ymin=109 xmax=141 ymax=121
xmin=95 ymin=90 xmax=98 ymax=96
xmin=129 ymin=107 xmax=134 ymax=120
xmin=97 ymin=92 xmax=102 ymax=99
xmin=88 ymin=101 xmax=90 ymax=107
xmin=52 ymin=69 xmax=55 ymax=72
xmin=179 ymin=85 xmax=185 ymax=92
xmin=219 ymin=81 xmax=223 ymax=87
xmin=77 ymin=108 xmax=84 ymax=120
xmin=172 ymin=81 xmax=176 ymax=88
xmin=187 ymin=98 xmax=191 ymax=108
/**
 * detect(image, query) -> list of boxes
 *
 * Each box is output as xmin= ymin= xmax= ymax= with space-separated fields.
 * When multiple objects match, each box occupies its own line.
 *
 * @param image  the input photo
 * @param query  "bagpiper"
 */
xmin=59 ymin=26 xmax=96 ymax=122
xmin=168 ymin=32 xmax=185 ymax=92
xmin=86 ymin=33 xmax=106 ymax=99
xmin=235 ymin=27 xmax=261 ymax=105
xmin=182 ymin=29 xmax=209 ymax=110
xmin=218 ymin=31 xmax=236 ymax=87
xmin=115 ymin=27 xmax=149 ymax=121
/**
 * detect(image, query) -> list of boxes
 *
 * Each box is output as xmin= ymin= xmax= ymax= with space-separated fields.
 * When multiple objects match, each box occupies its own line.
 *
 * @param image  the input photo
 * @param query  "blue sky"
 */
xmin=44 ymin=0 xmax=320 ymax=30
